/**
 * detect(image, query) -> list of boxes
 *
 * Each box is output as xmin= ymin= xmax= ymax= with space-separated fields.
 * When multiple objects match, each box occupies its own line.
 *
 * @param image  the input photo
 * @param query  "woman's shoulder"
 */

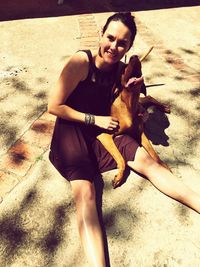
xmin=62 ymin=51 xmax=92 ymax=81
xmin=67 ymin=50 xmax=97 ymax=81
xmin=67 ymin=51 xmax=89 ymax=67
xmin=69 ymin=50 xmax=96 ymax=65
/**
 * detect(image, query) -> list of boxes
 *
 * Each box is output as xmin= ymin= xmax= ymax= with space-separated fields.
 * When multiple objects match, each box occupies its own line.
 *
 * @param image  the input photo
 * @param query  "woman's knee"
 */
xmin=71 ymin=180 xmax=96 ymax=206
xmin=127 ymin=147 xmax=158 ymax=175
xmin=71 ymin=180 xmax=99 ymax=228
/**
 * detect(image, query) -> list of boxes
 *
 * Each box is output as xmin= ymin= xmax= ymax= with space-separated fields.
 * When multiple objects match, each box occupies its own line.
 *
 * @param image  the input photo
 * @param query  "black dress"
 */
xmin=49 ymin=50 xmax=138 ymax=182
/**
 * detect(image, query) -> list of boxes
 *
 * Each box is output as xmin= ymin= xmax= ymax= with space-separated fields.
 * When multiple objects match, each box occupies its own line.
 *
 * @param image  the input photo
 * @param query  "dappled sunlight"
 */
xmin=0 ymin=3 xmax=200 ymax=266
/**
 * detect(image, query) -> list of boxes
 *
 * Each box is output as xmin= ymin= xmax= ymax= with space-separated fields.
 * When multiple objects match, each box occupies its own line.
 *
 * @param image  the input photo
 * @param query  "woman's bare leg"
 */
xmin=127 ymin=146 xmax=200 ymax=214
xmin=71 ymin=180 xmax=106 ymax=267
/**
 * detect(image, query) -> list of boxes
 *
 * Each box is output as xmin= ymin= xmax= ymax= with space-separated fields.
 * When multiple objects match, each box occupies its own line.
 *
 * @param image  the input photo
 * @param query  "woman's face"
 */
xmin=99 ymin=20 xmax=132 ymax=65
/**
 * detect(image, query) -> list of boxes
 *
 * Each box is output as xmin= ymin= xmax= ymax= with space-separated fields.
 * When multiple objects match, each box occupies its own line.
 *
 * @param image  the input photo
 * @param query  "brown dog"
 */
xmin=97 ymin=48 xmax=170 ymax=188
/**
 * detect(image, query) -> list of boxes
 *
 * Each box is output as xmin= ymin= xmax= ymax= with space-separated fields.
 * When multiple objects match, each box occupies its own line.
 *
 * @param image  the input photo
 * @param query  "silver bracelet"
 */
xmin=85 ymin=113 xmax=95 ymax=125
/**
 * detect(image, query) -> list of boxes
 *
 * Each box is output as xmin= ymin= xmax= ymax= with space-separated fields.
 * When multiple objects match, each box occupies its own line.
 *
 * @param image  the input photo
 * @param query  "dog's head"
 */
xmin=121 ymin=55 xmax=143 ymax=91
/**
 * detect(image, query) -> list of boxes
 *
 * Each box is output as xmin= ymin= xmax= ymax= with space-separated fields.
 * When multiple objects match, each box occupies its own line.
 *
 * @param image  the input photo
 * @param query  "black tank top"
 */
xmin=66 ymin=50 xmax=122 ymax=116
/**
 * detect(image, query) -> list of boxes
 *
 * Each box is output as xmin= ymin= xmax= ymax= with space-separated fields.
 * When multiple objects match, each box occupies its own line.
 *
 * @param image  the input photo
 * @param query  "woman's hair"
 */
xmin=102 ymin=12 xmax=137 ymax=49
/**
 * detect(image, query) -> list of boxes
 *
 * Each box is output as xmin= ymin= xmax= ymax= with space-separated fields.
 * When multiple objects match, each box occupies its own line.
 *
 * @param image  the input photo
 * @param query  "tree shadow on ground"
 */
xmin=0 ymin=189 xmax=37 ymax=266
xmin=0 ymin=0 xmax=199 ymax=22
xmin=38 ymin=202 xmax=71 ymax=266
xmin=0 ymin=74 xmax=47 ymax=152
xmin=0 ymin=172 xmax=72 ymax=267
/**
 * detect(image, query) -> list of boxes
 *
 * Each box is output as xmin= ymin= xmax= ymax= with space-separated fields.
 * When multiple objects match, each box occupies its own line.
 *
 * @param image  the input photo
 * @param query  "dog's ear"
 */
xmin=121 ymin=55 xmax=142 ymax=86
xmin=129 ymin=56 xmax=142 ymax=78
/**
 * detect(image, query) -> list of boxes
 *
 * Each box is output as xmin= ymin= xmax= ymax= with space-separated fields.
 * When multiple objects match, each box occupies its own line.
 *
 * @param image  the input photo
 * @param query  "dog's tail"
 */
xmin=140 ymin=46 xmax=154 ymax=62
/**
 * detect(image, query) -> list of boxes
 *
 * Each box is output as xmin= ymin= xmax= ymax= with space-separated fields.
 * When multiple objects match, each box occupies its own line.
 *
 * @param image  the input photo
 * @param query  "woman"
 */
xmin=48 ymin=12 xmax=200 ymax=267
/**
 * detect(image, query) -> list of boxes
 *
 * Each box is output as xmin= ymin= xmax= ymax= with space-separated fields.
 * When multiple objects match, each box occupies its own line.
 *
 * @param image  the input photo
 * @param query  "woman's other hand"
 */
xmin=95 ymin=116 xmax=119 ymax=132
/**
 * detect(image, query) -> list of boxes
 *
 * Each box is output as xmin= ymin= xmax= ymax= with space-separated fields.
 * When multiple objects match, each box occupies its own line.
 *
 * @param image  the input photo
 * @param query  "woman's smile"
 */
xmin=106 ymin=50 xmax=117 ymax=59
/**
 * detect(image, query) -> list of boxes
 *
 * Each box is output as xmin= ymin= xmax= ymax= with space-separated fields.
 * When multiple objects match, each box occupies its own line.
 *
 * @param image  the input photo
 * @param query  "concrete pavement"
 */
xmin=0 ymin=5 xmax=200 ymax=267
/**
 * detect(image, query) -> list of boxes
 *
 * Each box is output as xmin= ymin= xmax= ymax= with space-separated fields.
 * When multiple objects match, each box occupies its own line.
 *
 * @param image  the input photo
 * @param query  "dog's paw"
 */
xmin=112 ymin=179 xmax=120 ymax=189
xmin=112 ymin=175 xmax=123 ymax=189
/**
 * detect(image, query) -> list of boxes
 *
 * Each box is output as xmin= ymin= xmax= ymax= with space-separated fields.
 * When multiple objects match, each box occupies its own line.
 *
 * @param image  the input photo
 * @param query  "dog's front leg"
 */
xmin=96 ymin=133 xmax=126 ymax=188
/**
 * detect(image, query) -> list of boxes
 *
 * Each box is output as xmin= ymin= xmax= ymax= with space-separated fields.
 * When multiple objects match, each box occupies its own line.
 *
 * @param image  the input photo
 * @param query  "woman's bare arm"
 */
xmin=48 ymin=51 xmax=88 ymax=123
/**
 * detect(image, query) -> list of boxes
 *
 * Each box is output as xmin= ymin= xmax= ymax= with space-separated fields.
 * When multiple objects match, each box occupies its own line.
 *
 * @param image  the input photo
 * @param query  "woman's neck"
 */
xmin=94 ymin=53 xmax=117 ymax=72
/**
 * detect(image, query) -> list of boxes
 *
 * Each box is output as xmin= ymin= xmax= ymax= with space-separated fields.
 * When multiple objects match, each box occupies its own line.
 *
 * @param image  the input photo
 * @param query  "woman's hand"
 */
xmin=95 ymin=116 xmax=119 ymax=132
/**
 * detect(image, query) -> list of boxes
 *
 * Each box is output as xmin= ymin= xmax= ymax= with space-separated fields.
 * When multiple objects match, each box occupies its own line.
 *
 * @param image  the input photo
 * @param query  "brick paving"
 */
xmin=0 ymin=112 xmax=55 ymax=200
xmin=78 ymin=14 xmax=99 ymax=49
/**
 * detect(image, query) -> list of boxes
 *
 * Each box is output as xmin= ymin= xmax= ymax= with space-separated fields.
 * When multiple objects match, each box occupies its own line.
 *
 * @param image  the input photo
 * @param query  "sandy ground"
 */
xmin=0 ymin=4 xmax=200 ymax=267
